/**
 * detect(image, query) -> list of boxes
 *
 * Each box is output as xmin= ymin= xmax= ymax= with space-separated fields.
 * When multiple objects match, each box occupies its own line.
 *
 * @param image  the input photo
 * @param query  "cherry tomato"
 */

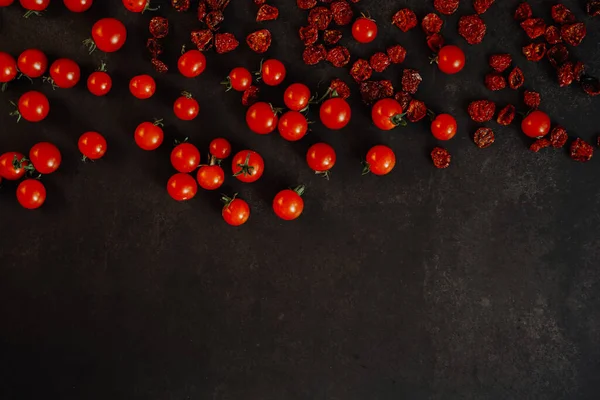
xmin=15 ymin=91 xmax=49 ymax=122
xmin=437 ymin=45 xmax=465 ymax=75
xmin=178 ymin=50 xmax=206 ymax=78
xmin=122 ymin=0 xmax=153 ymax=12
xmin=221 ymin=195 xmax=250 ymax=226
xmin=129 ymin=74 xmax=155 ymax=99
xmin=284 ymin=83 xmax=311 ymax=111
xmin=49 ymin=58 xmax=80 ymax=88
xmin=17 ymin=49 xmax=47 ymax=79
xmin=167 ymin=173 xmax=197 ymax=201
xmin=78 ymin=131 xmax=107 ymax=160
xmin=197 ymin=164 xmax=225 ymax=190
xmin=278 ymin=111 xmax=308 ymax=142
xmin=352 ymin=17 xmax=378 ymax=43
xmin=0 ymin=151 xmax=27 ymax=180
xmin=306 ymin=143 xmax=336 ymax=176
xmin=431 ymin=114 xmax=457 ymax=140
xmin=0 ymin=52 xmax=18 ymax=83
xmin=521 ymin=110 xmax=551 ymax=138
xmin=261 ymin=59 xmax=286 ymax=86
xmin=209 ymin=138 xmax=231 ymax=159
xmin=90 ymin=18 xmax=127 ymax=53
xmin=231 ymin=150 xmax=264 ymax=183
xmin=16 ymin=179 xmax=46 ymax=210
xmin=273 ymin=186 xmax=305 ymax=221
xmin=29 ymin=142 xmax=61 ymax=174
xmin=134 ymin=120 xmax=164 ymax=151
xmin=20 ymin=0 xmax=49 ymax=11
xmin=365 ymin=145 xmax=396 ymax=176
xmin=173 ymin=92 xmax=199 ymax=121
xmin=0 ymin=0 xmax=15 ymax=6
xmin=246 ymin=102 xmax=278 ymax=134
xmin=64 ymin=0 xmax=93 ymax=12
xmin=171 ymin=143 xmax=200 ymax=173
xmin=371 ymin=98 xmax=404 ymax=131
xmin=224 ymin=67 xmax=252 ymax=92
xmin=320 ymin=97 xmax=351 ymax=130
xmin=87 ymin=64 xmax=112 ymax=96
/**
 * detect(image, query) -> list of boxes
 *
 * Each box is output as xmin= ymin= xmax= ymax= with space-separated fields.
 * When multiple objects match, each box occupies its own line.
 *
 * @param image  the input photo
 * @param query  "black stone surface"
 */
xmin=1 ymin=0 xmax=600 ymax=399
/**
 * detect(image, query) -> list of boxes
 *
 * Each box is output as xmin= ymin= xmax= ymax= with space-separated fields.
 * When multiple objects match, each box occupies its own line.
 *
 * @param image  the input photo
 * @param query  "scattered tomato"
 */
xmin=122 ymin=0 xmax=154 ymax=13
xmin=87 ymin=63 xmax=112 ymax=96
xmin=129 ymin=74 xmax=155 ymax=99
xmin=278 ymin=111 xmax=308 ymax=141
xmin=78 ymin=131 xmax=107 ymax=160
xmin=522 ymin=110 xmax=551 ymax=138
xmin=17 ymin=49 xmax=47 ymax=78
xmin=178 ymin=50 xmax=206 ymax=78
xmin=14 ymin=91 xmax=49 ymax=122
xmin=224 ymin=67 xmax=252 ymax=92
xmin=431 ymin=113 xmax=457 ymax=140
xmin=29 ymin=142 xmax=61 ymax=174
xmin=364 ymin=145 xmax=396 ymax=176
xmin=197 ymin=159 xmax=225 ymax=190
xmin=222 ymin=194 xmax=250 ymax=226
xmin=173 ymin=92 xmax=199 ymax=121
xmin=209 ymin=138 xmax=231 ymax=159
xmin=306 ymin=142 xmax=336 ymax=178
xmin=320 ymin=97 xmax=351 ymax=130
xmin=0 ymin=0 xmax=14 ymax=6
xmin=64 ymin=0 xmax=93 ymax=12
xmin=167 ymin=173 xmax=197 ymax=201
xmin=89 ymin=18 xmax=127 ymax=53
xmin=261 ymin=59 xmax=286 ymax=86
xmin=352 ymin=17 xmax=378 ymax=43
xmin=371 ymin=98 xmax=405 ymax=130
xmin=231 ymin=150 xmax=264 ymax=183
xmin=0 ymin=151 xmax=27 ymax=180
xmin=20 ymin=0 xmax=49 ymax=12
xmin=284 ymin=83 xmax=311 ymax=111
xmin=171 ymin=143 xmax=200 ymax=173
xmin=134 ymin=120 xmax=164 ymax=150
xmin=246 ymin=102 xmax=278 ymax=134
xmin=16 ymin=179 xmax=46 ymax=210
xmin=273 ymin=186 xmax=305 ymax=221
xmin=436 ymin=45 xmax=465 ymax=74
xmin=49 ymin=58 xmax=80 ymax=88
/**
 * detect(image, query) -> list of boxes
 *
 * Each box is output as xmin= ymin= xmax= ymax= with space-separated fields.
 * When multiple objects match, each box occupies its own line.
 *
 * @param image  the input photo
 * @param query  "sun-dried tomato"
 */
xmin=520 ymin=18 xmax=546 ymax=39
xmin=587 ymin=1 xmax=600 ymax=16
xmin=485 ymin=73 xmax=506 ymax=91
xmin=215 ymin=33 xmax=239 ymax=54
xmin=523 ymin=90 xmax=540 ymax=109
xmin=557 ymin=62 xmax=574 ymax=87
xmin=257 ymin=4 xmax=278 ymax=22
xmin=508 ymin=67 xmax=525 ymax=89
xmin=514 ymin=2 xmax=532 ymax=21
xmin=473 ymin=128 xmax=495 ymax=148
xmin=331 ymin=0 xmax=353 ymax=25
xmin=392 ymin=9 xmax=418 ymax=32
xmin=529 ymin=138 xmax=551 ymax=152
xmin=370 ymin=52 xmax=391 ymax=73
xmin=570 ymin=138 xmax=594 ymax=162
xmin=191 ymin=29 xmax=214 ymax=51
xmin=544 ymin=26 xmax=562 ymax=45
xmin=206 ymin=0 xmax=229 ymax=10
xmin=468 ymin=100 xmax=496 ymax=123
xmin=474 ymin=0 xmax=495 ymax=14
xmin=407 ymin=99 xmax=427 ymax=122
xmin=434 ymin=0 xmax=459 ymax=15
xmin=489 ymin=54 xmax=511 ymax=72
xmin=394 ymin=91 xmax=412 ymax=111
xmin=546 ymin=44 xmax=569 ymax=68
xmin=522 ymin=42 xmax=546 ymax=62
xmin=172 ymin=0 xmax=190 ymax=12
xmin=426 ymin=33 xmax=445 ymax=52
xmin=326 ymin=46 xmax=350 ymax=67
xmin=254 ymin=0 xmax=266 ymax=4
xmin=458 ymin=14 xmax=487 ymax=45
xmin=550 ymin=126 xmax=568 ymax=148
xmin=581 ymin=76 xmax=600 ymax=96
xmin=422 ymin=13 xmax=443 ymax=35
xmin=323 ymin=29 xmax=342 ymax=45
xmin=198 ymin=1 xmax=207 ymax=21
xmin=497 ymin=104 xmax=516 ymax=125
xmin=359 ymin=80 xmax=394 ymax=104
xmin=297 ymin=0 xmax=317 ymax=10
xmin=206 ymin=11 xmax=224 ymax=31
xmin=431 ymin=147 xmax=451 ymax=168
xmin=561 ymin=23 xmax=587 ymax=47
xmin=308 ymin=6 xmax=332 ymax=30
xmin=302 ymin=44 xmax=327 ymax=65
xmin=401 ymin=69 xmax=422 ymax=94
xmin=574 ymin=62 xmax=585 ymax=81
xmin=149 ymin=17 xmax=169 ymax=38
xmin=246 ymin=29 xmax=272 ymax=53
xmin=151 ymin=58 xmax=168 ymax=73
xmin=146 ymin=38 xmax=163 ymax=57
xmin=242 ymin=86 xmax=260 ymax=106
xmin=299 ymin=26 xmax=318 ymax=46
xmin=350 ymin=59 xmax=373 ymax=82
xmin=551 ymin=4 xmax=575 ymax=25
xmin=329 ymin=79 xmax=350 ymax=99
xmin=387 ymin=45 xmax=406 ymax=64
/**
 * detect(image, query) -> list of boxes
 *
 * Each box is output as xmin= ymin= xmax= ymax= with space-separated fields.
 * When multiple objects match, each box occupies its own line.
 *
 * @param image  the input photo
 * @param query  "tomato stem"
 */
xmin=361 ymin=161 xmax=371 ymax=176
xmin=221 ymin=193 xmax=237 ymax=207
xmin=429 ymin=55 xmax=439 ymax=65
xmin=390 ymin=113 xmax=408 ymax=127
xmin=153 ymin=118 xmax=164 ymax=127
xmin=181 ymin=91 xmax=193 ymax=99
xmin=82 ymin=38 xmax=97 ymax=55
xmin=292 ymin=185 xmax=306 ymax=196
xmin=97 ymin=61 xmax=108 ymax=72
xmin=23 ymin=10 xmax=43 ymax=18
xmin=427 ymin=109 xmax=436 ymax=121
xmin=220 ymin=77 xmax=233 ymax=92
xmin=315 ymin=170 xmax=331 ymax=180
xmin=181 ymin=44 xmax=186 ymax=55
xmin=233 ymin=152 xmax=254 ymax=177
xmin=1 ymin=82 xmax=7 ymax=92
xmin=311 ymin=88 xmax=335 ymax=105
xmin=253 ymin=59 xmax=264 ymax=81
xmin=9 ymin=101 xmax=21 ymax=123
xmin=17 ymin=73 xmax=33 ymax=84
xmin=42 ymin=76 xmax=57 ymax=90
xmin=142 ymin=1 xmax=160 ymax=13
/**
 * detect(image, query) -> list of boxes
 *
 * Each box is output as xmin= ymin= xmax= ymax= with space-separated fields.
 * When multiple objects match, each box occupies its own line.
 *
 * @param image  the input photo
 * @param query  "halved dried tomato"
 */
xmin=508 ymin=67 xmax=525 ymax=89
xmin=147 ymin=38 xmax=163 ymax=57
xmin=546 ymin=44 xmax=569 ymax=68
xmin=392 ymin=9 xmax=418 ymax=32
xmin=422 ymin=13 xmax=443 ymax=35
xmin=308 ymin=6 xmax=333 ymax=30
xmin=206 ymin=0 xmax=229 ymax=10
xmin=582 ymin=76 xmax=600 ymax=96
xmin=215 ymin=33 xmax=239 ymax=54
xmin=489 ymin=54 xmax=511 ymax=72
xmin=431 ymin=147 xmax=451 ymax=168
xmin=557 ymin=62 xmax=574 ymax=87
xmin=394 ymin=91 xmax=412 ymax=111
xmin=242 ymin=85 xmax=260 ymax=106
xmin=485 ymin=73 xmax=506 ymax=91
xmin=407 ymin=99 xmax=427 ymax=122
xmin=401 ymin=69 xmax=422 ymax=94
xmin=359 ymin=80 xmax=394 ymax=104
xmin=198 ymin=1 xmax=207 ymax=21
xmin=574 ymin=62 xmax=585 ymax=82
xmin=191 ymin=29 xmax=214 ymax=51
xmin=550 ymin=126 xmax=568 ymax=148
xmin=529 ymin=138 xmax=551 ymax=152
xmin=297 ymin=0 xmax=317 ymax=10
xmin=544 ymin=26 xmax=562 ymax=45
xmin=370 ymin=52 xmax=391 ymax=73
xmin=350 ymin=59 xmax=373 ymax=82
xmin=587 ymin=1 xmax=600 ymax=17
xmin=570 ymin=138 xmax=593 ymax=162
xmin=149 ymin=16 xmax=169 ymax=38
xmin=151 ymin=58 xmax=168 ymax=73
xmin=474 ymin=127 xmax=495 ymax=148
xmin=331 ymin=0 xmax=353 ymax=25
xmin=522 ymin=42 xmax=547 ymax=62
xmin=246 ymin=29 xmax=272 ymax=53
xmin=551 ymin=4 xmax=575 ymax=25
xmin=523 ymin=90 xmax=540 ymax=109
xmin=561 ymin=23 xmax=586 ymax=46
xmin=514 ymin=2 xmax=532 ymax=21
xmin=206 ymin=11 xmax=224 ymax=31
xmin=299 ymin=26 xmax=319 ymax=46
xmin=427 ymin=34 xmax=445 ymax=52
xmin=257 ymin=4 xmax=279 ymax=22
xmin=302 ymin=44 xmax=327 ymax=65
xmin=468 ymin=100 xmax=496 ymax=123
xmin=520 ymin=18 xmax=546 ymax=39
xmin=387 ymin=45 xmax=406 ymax=64
xmin=323 ymin=29 xmax=342 ymax=45
xmin=497 ymin=104 xmax=516 ymax=125
xmin=434 ymin=0 xmax=459 ymax=15
xmin=329 ymin=79 xmax=350 ymax=99
xmin=326 ymin=46 xmax=350 ymax=67
xmin=172 ymin=0 xmax=190 ymax=12
xmin=458 ymin=15 xmax=487 ymax=45
xmin=474 ymin=0 xmax=495 ymax=14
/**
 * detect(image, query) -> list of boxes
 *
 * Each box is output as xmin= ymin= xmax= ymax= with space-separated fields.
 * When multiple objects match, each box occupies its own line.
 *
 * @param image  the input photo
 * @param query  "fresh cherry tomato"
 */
xmin=278 ymin=111 xmax=308 ymax=141
xmin=20 ymin=0 xmax=49 ymax=12
xmin=29 ymin=142 xmax=61 ymax=174
xmin=87 ymin=64 xmax=112 ymax=96
xmin=134 ymin=120 xmax=164 ymax=151
xmin=371 ymin=98 xmax=404 ymax=131
xmin=64 ymin=0 xmax=93 ymax=12
xmin=431 ymin=114 xmax=457 ymax=140
xmin=171 ymin=143 xmax=200 ymax=173
xmin=284 ymin=83 xmax=311 ymax=111
xmin=122 ymin=0 xmax=153 ymax=12
xmin=15 ymin=91 xmax=49 ymax=122
xmin=0 ymin=52 xmax=18 ymax=83
xmin=197 ymin=163 xmax=225 ymax=190
xmin=173 ymin=92 xmax=199 ymax=121
xmin=0 ymin=151 xmax=27 ymax=180
xmin=0 ymin=0 xmax=15 ymax=6
xmin=167 ymin=173 xmax=197 ymax=201
xmin=89 ymin=18 xmax=127 ymax=53
xmin=178 ymin=50 xmax=206 ymax=78
xmin=437 ymin=45 xmax=465 ymax=75
xmin=246 ymin=102 xmax=278 ymax=134
xmin=224 ymin=67 xmax=252 ymax=92
xmin=320 ymin=97 xmax=351 ymax=130
xmin=221 ymin=195 xmax=250 ymax=226
xmin=273 ymin=186 xmax=305 ymax=221
xmin=49 ymin=58 xmax=80 ymax=88
xmin=129 ymin=74 xmax=155 ymax=99
xmin=231 ymin=150 xmax=264 ymax=183
xmin=522 ymin=110 xmax=551 ymax=138
xmin=78 ymin=131 xmax=107 ymax=160
xmin=17 ymin=49 xmax=47 ymax=79
xmin=365 ymin=145 xmax=396 ymax=176
xmin=209 ymin=138 xmax=231 ymax=159
xmin=261 ymin=59 xmax=286 ymax=86
xmin=352 ymin=17 xmax=377 ymax=43
xmin=306 ymin=143 xmax=336 ymax=176
xmin=16 ymin=179 xmax=46 ymax=210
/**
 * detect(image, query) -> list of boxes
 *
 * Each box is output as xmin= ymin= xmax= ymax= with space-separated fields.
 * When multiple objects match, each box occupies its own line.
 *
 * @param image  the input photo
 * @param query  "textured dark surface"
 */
xmin=1 ymin=0 xmax=600 ymax=399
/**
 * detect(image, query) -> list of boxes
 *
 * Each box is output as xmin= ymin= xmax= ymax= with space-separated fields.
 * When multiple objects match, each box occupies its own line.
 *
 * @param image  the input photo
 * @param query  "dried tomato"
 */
xmin=474 ymin=0 xmax=495 ymax=14
xmin=302 ymin=44 xmax=327 ymax=65
xmin=146 ymin=38 xmax=163 ymax=57
xmin=550 ymin=126 xmax=568 ymax=148
xmin=331 ymin=0 xmax=353 ymax=25
xmin=496 ymin=104 xmax=516 ymax=125
xmin=473 ymin=128 xmax=495 ymax=148
xmin=242 ymin=86 xmax=260 ymax=106
xmin=198 ymin=1 xmax=207 ymax=21
xmin=422 ymin=13 xmax=443 ymax=35
xmin=191 ymin=29 xmax=214 ymax=51
xmin=406 ymin=99 xmax=427 ymax=122
xmin=489 ymin=54 xmax=511 ymax=72
xmin=387 ymin=45 xmax=406 ymax=64
xmin=323 ymin=29 xmax=342 ymax=45
xmin=551 ymin=4 xmax=575 ymax=25
xmin=401 ymin=69 xmax=422 ymax=94
xmin=570 ymin=138 xmax=593 ymax=162
xmin=468 ymin=100 xmax=496 ymax=123
xmin=458 ymin=15 xmax=487 ymax=45
xmin=172 ymin=0 xmax=190 ymax=12
xmin=520 ymin=18 xmax=546 ymax=39
xmin=522 ymin=42 xmax=546 ymax=62
xmin=508 ymin=67 xmax=525 ymax=89
xmin=299 ymin=26 xmax=319 ymax=46
xmin=257 ymin=4 xmax=279 ymax=22
xmin=149 ymin=17 xmax=169 ymax=39
xmin=206 ymin=0 xmax=229 ymax=10
xmin=431 ymin=147 xmax=451 ymax=169
xmin=392 ymin=9 xmax=418 ymax=32
xmin=557 ymin=62 xmax=574 ymax=87
xmin=370 ymin=52 xmax=391 ymax=73
xmin=326 ymin=46 xmax=350 ymax=67
xmin=350 ymin=59 xmax=373 ymax=82
xmin=205 ymin=11 xmax=224 ymax=31
xmin=394 ymin=91 xmax=412 ymax=111
xmin=546 ymin=44 xmax=569 ymax=68
xmin=246 ymin=29 xmax=272 ymax=53
xmin=254 ymin=0 xmax=266 ymax=4
xmin=544 ymin=26 xmax=562 ymax=45
xmin=574 ymin=62 xmax=585 ymax=82
xmin=561 ymin=23 xmax=587 ymax=47
xmin=587 ymin=1 xmax=600 ymax=17
xmin=514 ymin=2 xmax=532 ymax=21
xmin=523 ymin=90 xmax=540 ymax=109
xmin=434 ymin=0 xmax=459 ymax=15
xmin=529 ymin=138 xmax=551 ymax=152
xmin=215 ymin=33 xmax=239 ymax=54
xmin=329 ymin=79 xmax=350 ymax=99
xmin=151 ymin=58 xmax=168 ymax=73
xmin=581 ymin=76 xmax=600 ymax=96
xmin=308 ymin=6 xmax=332 ymax=30
xmin=485 ymin=73 xmax=506 ymax=91
xmin=359 ymin=80 xmax=394 ymax=104
xmin=297 ymin=0 xmax=317 ymax=10
xmin=426 ymin=33 xmax=445 ymax=52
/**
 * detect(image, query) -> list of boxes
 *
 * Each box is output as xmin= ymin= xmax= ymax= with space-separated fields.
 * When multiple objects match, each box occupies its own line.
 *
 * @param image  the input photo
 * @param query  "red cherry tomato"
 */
xmin=64 ymin=0 xmax=93 ymax=12
xmin=261 ymin=59 xmax=286 ymax=86
xmin=29 ymin=142 xmax=61 ymax=174
xmin=521 ymin=110 xmax=551 ymax=138
xmin=171 ymin=143 xmax=200 ymax=173
xmin=173 ymin=92 xmax=199 ymax=121
xmin=129 ymin=74 xmax=155 ymax=99
xmin=365 ymin=145 xmax=396 ymax=176
xmin=17 ymin=49 xmax=47 ymax=78
xmin=221 ymin=195 xmax=250 ymax=226
xmin=134 ymin=120 xmax=164 ymax=151
xmin=178 ymin=50 xmax=206 ymax=78
xmin=231 ymin=150 xmax=264 ymax=183
xmin=122 ymin=0 xmax=153 ymax=12
xmin=16 ymin=179 xmax=46 ymax=210
xmin=437 ymin=45 xmax=465 ymax=74
xmin=209 ymin=138 xmax=231 ymax=159
xmin=20 ymin=0 xmax=49 ymax=11
xmin=0 ymin=0 xmax=15 ymax=6
xmin=0 ymin=52 xmax=17 ymax=83
xmin=352 ymin=17 xmax=378 ymax=43
xmin=0 ymin=151 xmax=27 ymax=180
xmin=278 ymin=111 xmax=308 ymax=141
xmin=225 ymin=67 xmax=252 ymax=92
xmin=167 ymin=173 xmax=197 ymax=201
xmin=320 ymin=97 xmax=351 ymax=130
xmin=273 ymin=186 xmax=305 ymax=221
xmin=87 ymin=65 xmax=112 ymax=96
xmin=284 ymin=83 xmax=311 ymax=111
xmin=371 ymin=98 xmax=404 ymax=131
xmin=246 ymin=102 xmax=278 ymax=134
xmin=78 ymin=131 xmax=107 ymax=160
xmin=431 ymin=114 xmax=457 ymax=140
xmin=15 ymin=91 xmax=49 ymax=122
xmin=90 ymin=18 xmax=127 ymax=53
xmin=49 ymin=58 xmax=80 ymax=88
xmin=197 ymin=164 xmax=225 ymax=190
xmin=306 ymin=143 xmax=336 ymax=176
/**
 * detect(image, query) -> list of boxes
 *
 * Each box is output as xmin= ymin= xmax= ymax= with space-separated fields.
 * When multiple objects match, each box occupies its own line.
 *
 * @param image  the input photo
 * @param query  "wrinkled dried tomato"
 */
xmin=426 ymin=33 xmax=445 ymax=52
xmin=191 ymin=29 xmax=213 ymax=51
xmin=520 ymin=18 xmax=546 ymax=39
xmin=546 ymin=44 xmax=569 ymax=68
xmin=431 ymin=147 xmax=451 ymax=168
xmin=331 ymin=0 xmax=353 ymax=25
xmin=468 ymin=100 xmax=496 ymax=123
xmin=523 ymin=90 xmax=540 ymax=109
xmin=206 ymin=0 xmax=229 ymax=10
xmin=172 ymin=0 xmax=190 ymax=12
xmin=458 ymin=15 xmax=487 ymax=45
xmin=587 ymin=1 xmax=600 ymax=16
xmin=206 ymin=11 xmax=224 ymax=31
xmin=570 ymin=138 xmax=593 ymax=162
xmin=489 ymin=54 xmax=511 ymax=72
xmin=146 ymin=38 xmax=163 ymax=57
xmin=198 ymin=1 xmax=207 ymax=21
xmin=329 ymin=79 xmax=350 ymax=99
xmin=544 ymin=26 xmax=562 ymax=44
xmin=473 ymin=128 xmax=495 ymax=148
xmin=151 ymin=58 xmax=168 ymax=73
xmin=551 ymin=4 xmax=575 ymax=25
xmin=557 ymin=62 xmax=574 ymax=87
xmin=514 ymin=2 xmax=532 ymax=21
xmin=149 ymin=17 xmax=169 ymax=39
xmin=242 ymin=86 xmax=260 ymax=106
xmin=257 ymin=4 xmax=279 ymax=22
xmin=299 ymin=26 xmax=319 ymax=46
xmin=574 ymin=62 xmax=585 ymax=81
xmin=323 ymin=29 xmax=342 ymax=45
xmin=581 ymin=76 xmax=600 ymax=96
xmin=474 ymin=0 xmax=495 ymax=14
xmin=422 ymin=13 xmax=443 ymax=35
xmin=529 ymin=138 xmax=551 ymax=152
xmin=387 ymin=45 xmax=406 ymax=64
xmin=401 ymin=69 xmax=422 ymax=94
xmin=497 ymin=104 xmax=516 ymax=125
xmin=246 ymin=29 xmax=272 ymax=53
xmin=561 ymin=23 xmax=587 ymax=47
xmin=550 ymin=126 xmax=568 ymax=148
xmin=485 ymin=73 xmax=506 ymax=91
xmin=394 ymin=91 xmax=412 ymax=111
xmin=302 ymin=44 xmax=327 ymax=65
xmin=407 ymin=99 xmax=427 ymax=122
xmin=508 ymin=67 xmax=525 ymax=89
xmin=350 ymin=59 xmax=373 ymax=82
xmin=522 ymin=42 xmax=546 ymax=62
xmin=326 ymin=46 xmax=350 ymax=67
xmin=370 ymin=52 xmax=391 ymax=73
xmin=359 ymin=80 xmax=394 ymax=104
xmin=392 ymin=9 xmax=418 ymax=32
xmin=297 ymin=0 xmax=317 ymax=10
xmin=434 ymin=0 xmax=459 ymax=15
xmin=215 ymin=33 xmax=239 ymax=54
xmin=308 ymin=7 xmax=332 ymax=30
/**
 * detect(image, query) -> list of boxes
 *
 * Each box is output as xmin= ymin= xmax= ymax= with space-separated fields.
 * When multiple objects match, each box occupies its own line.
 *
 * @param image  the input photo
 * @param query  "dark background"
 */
xmin=1 ymin=0 xmax=600 ymax=398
